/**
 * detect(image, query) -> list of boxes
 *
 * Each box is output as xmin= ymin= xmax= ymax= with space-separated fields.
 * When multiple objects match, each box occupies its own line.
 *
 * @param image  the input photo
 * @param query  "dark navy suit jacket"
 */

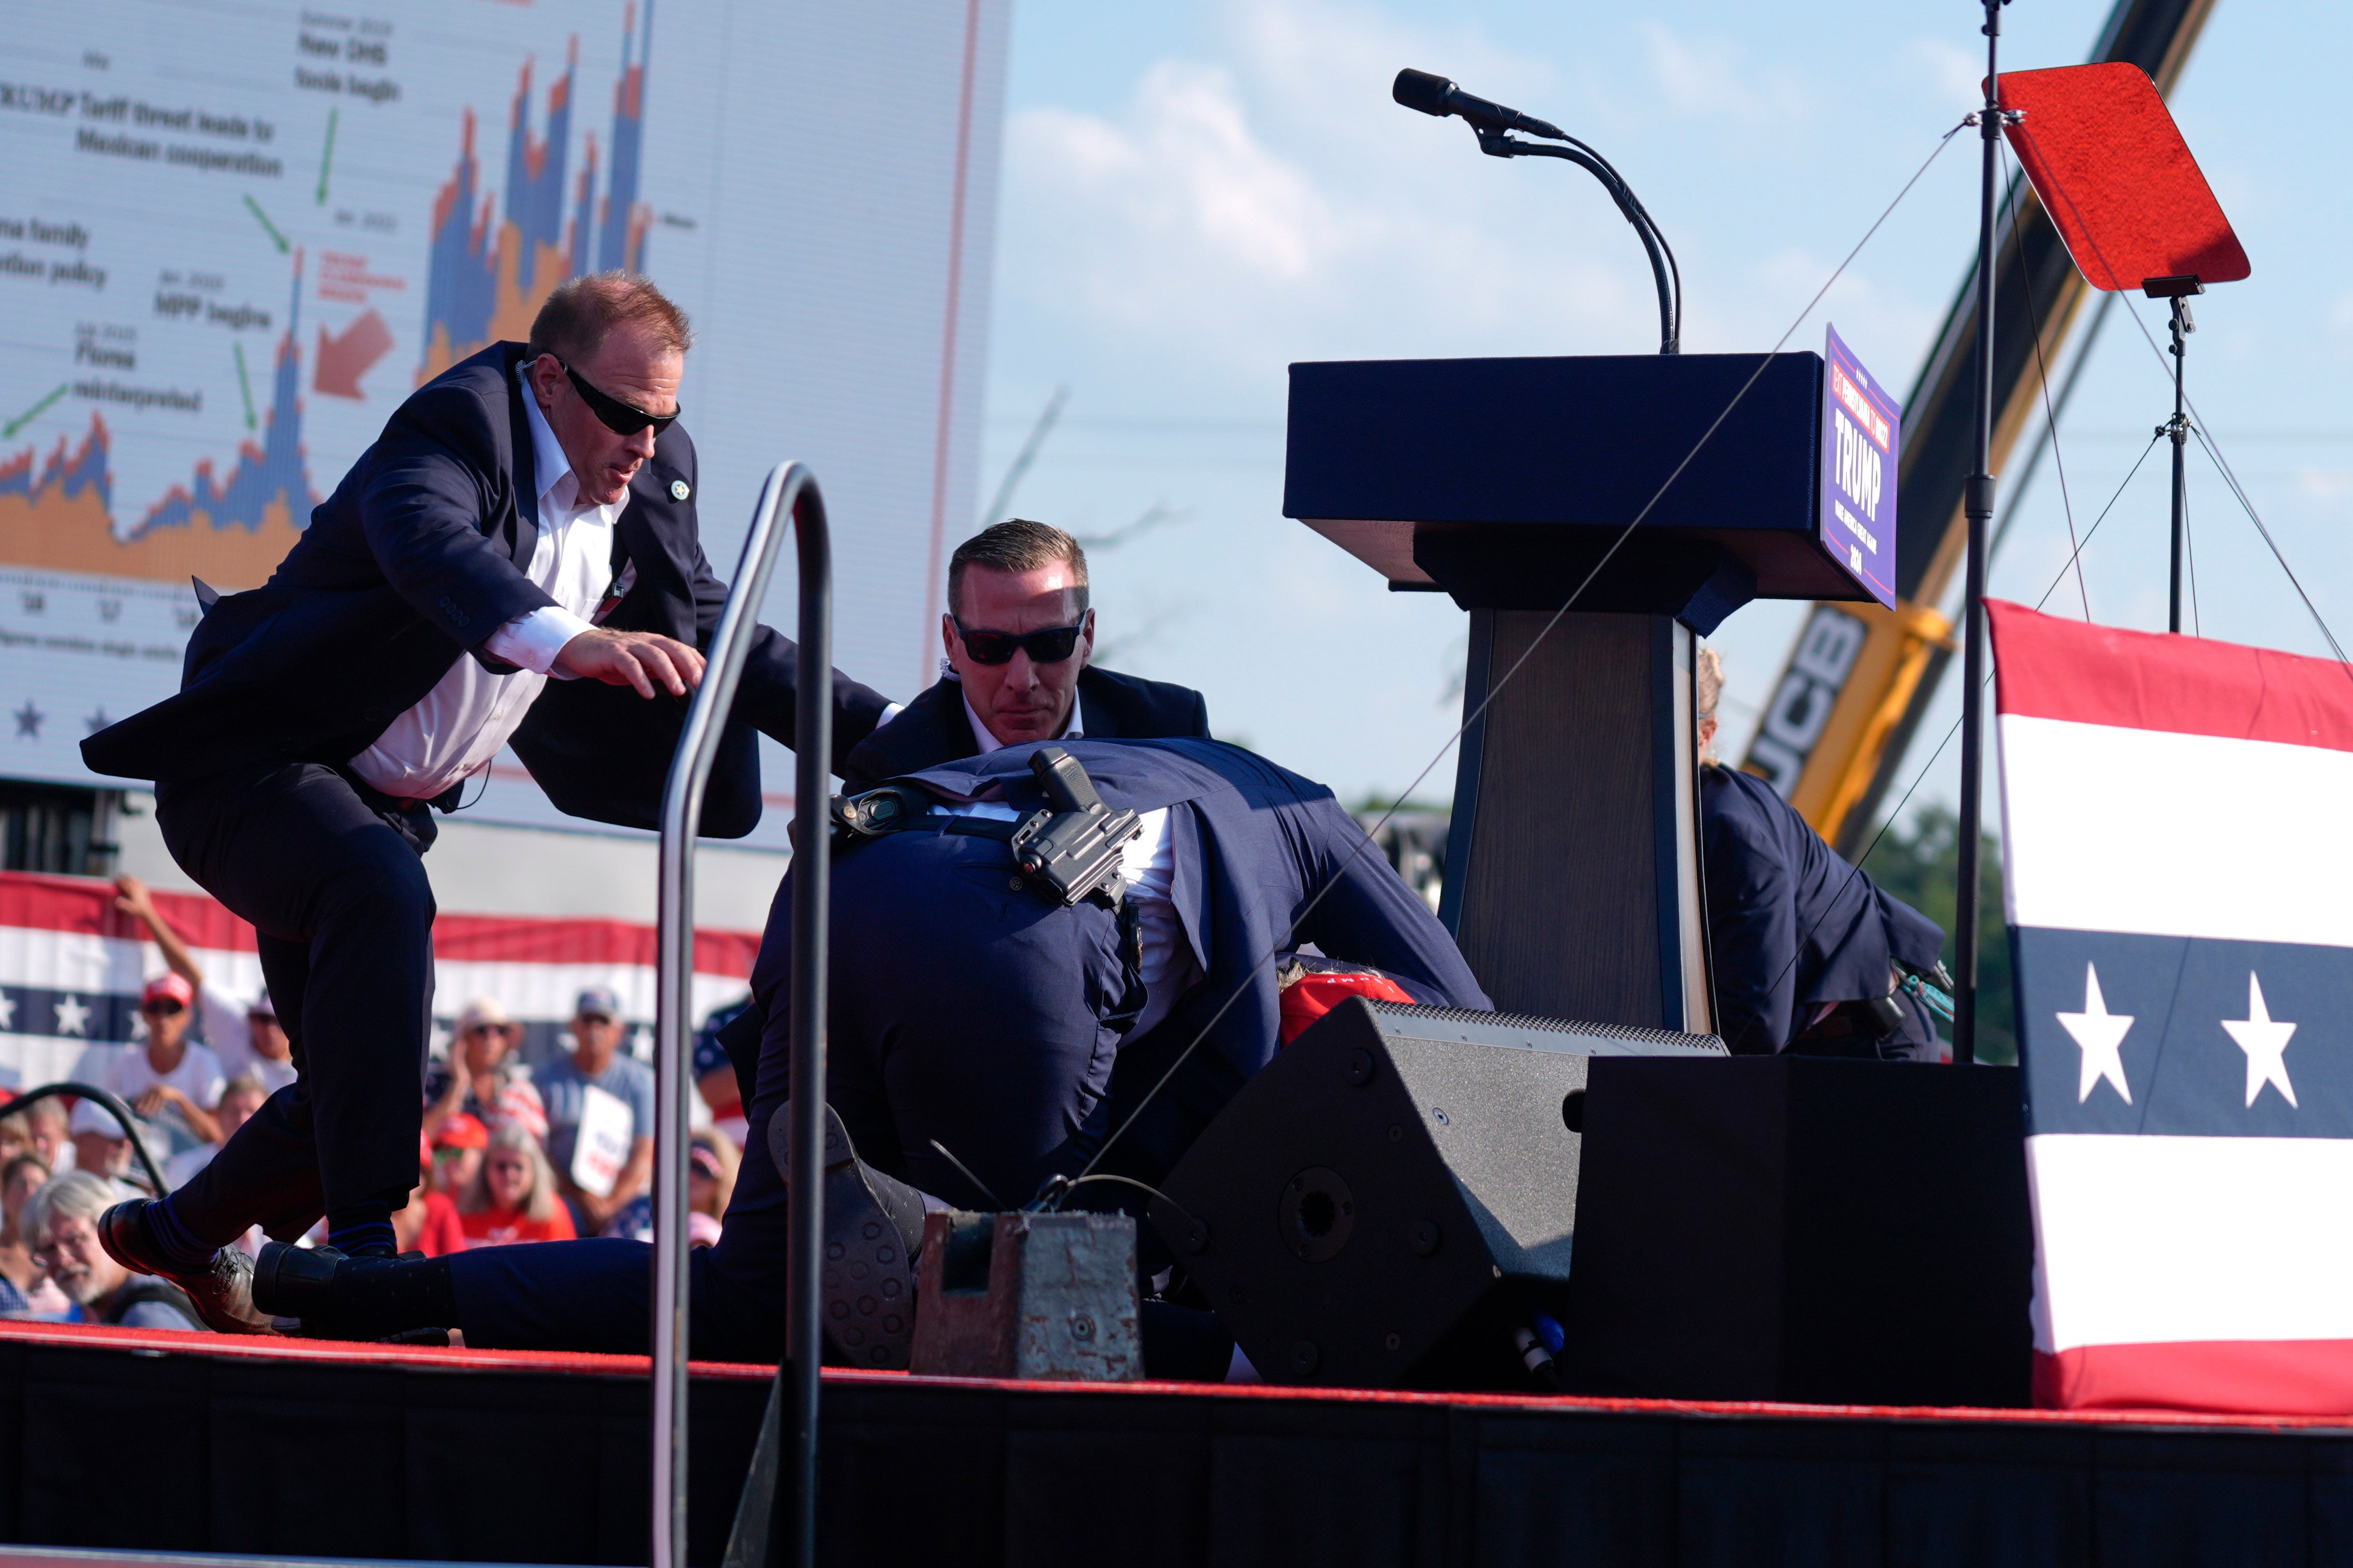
xmin=841 ymin=665 xmax=1209 ymax=789
xmin=747 ymin=736 xmax=1491 ymax=1187
xmin=1702 ymin=763 xmax=1945 ymax=1054
xmin=80 ymin=342 xmax=891 ymax=835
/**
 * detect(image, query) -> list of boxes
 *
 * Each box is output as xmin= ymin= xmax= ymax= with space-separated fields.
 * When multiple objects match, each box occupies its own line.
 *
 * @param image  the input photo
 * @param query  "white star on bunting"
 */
xmin=2058 ymin=962 xmax=2134 ymax=1105
xmin=2222 ymin=972 xmax=2298 ymax=1109
xmin=0 ymin=991 xmax=16 ymax=1030
xmin=53 ymin=994 xmax=89 ymax=1037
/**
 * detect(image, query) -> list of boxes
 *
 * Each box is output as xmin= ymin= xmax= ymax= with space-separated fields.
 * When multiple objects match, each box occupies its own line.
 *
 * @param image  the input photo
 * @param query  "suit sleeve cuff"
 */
xmin=486 ymin=605 xmax=596 ymax=677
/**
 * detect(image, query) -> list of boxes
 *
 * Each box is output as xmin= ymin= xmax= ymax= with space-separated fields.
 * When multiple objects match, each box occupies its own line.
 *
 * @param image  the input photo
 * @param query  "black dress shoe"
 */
xmin=769 ymin=1103 xmax=927 ymax=1370
xmin=96 ymin=1200 xmax=277 ymax=1335
xmin=253 ymin=1242 xmax=457 ymax=1342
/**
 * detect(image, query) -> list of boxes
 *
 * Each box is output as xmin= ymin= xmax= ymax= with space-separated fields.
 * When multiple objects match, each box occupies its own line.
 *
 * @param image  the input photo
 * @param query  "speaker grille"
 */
xmin=1367 ymin=1000 xmax=1726 ymax=1055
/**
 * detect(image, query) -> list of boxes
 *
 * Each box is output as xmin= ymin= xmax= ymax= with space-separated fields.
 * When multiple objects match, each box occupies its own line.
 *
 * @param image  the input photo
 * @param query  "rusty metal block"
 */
xmin=910 ymin=1209 xmax=1141 ymax=1381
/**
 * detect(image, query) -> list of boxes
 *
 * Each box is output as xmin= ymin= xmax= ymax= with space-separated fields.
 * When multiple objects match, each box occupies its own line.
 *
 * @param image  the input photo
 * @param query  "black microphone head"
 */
xmin=1393 ymin=68 xmax=1454 ymax=118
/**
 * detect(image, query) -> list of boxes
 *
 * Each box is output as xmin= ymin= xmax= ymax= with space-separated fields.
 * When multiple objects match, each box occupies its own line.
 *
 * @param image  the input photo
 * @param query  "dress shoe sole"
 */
xmin=774 ymin=1106 xmax=918 ymax=1370
xmin=96 ymin=1201 xmax=278 ymax=1336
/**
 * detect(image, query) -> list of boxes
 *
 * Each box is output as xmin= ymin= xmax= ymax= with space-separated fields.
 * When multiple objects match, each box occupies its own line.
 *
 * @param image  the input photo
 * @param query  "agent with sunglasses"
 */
xmin=843 ymin=519 xmax=1208 ymax=787
xmin=80 ymin=272 xmax=894 ymax=1333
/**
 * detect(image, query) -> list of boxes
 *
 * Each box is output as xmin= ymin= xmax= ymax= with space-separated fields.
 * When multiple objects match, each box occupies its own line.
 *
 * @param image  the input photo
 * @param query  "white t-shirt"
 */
xmin=245 ymin=1054 xmax=299 ymax=1095
xmin=195 ymin=984 xmax=255 ymax=1076
xmin=106 ymin=1041 xmax=226 ymax=1113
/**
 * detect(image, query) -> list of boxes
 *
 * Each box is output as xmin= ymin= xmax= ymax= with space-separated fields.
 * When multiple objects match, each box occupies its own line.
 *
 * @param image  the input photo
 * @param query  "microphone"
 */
xmin=1392 ymin=68 xmax=1565 ymax=142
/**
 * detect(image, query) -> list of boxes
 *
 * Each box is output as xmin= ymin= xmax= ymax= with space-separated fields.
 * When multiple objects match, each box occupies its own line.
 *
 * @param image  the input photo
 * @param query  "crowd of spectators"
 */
xmin=0 ymin=875 xmax=754 ymax=1332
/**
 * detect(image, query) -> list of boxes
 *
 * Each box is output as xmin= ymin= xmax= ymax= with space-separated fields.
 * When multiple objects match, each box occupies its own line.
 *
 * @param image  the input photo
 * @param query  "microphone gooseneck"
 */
xmin=1392 ymin=68 xmax=1680 ymax=355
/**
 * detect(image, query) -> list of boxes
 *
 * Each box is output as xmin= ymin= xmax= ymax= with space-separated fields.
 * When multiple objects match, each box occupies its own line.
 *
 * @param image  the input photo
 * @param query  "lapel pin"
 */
xmin=670 ymin=479 xmax=691 ymax=501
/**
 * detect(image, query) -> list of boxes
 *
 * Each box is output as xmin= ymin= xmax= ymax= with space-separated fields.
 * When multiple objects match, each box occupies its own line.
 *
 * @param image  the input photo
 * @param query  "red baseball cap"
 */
xmin=433 ymin=1112 xmax=490 ymax=1151
xmin=141 ymin=973 xmax=195 ymax=1009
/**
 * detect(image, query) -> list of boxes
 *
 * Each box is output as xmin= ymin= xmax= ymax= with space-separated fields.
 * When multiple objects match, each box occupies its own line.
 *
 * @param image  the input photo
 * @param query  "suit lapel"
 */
xmin=502 ymin=351 xmax=540 ymax=571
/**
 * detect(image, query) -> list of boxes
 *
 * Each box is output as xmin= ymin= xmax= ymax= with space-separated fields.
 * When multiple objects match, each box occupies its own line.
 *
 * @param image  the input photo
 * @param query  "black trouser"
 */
xmin=156 ymin=761 xmax=438 ymax=1244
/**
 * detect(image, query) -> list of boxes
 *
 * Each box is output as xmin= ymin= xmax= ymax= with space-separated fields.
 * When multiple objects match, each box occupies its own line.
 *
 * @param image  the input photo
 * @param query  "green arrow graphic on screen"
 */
xmin=317 ymin=109 xmax=337 ymax=205
xmin=233 ymin=343 xmax=257 ymax=432
xmin=4 ymin=384 xmax=68 ymax=440
xmin=244 ymin=194 xmax=290 ymax=254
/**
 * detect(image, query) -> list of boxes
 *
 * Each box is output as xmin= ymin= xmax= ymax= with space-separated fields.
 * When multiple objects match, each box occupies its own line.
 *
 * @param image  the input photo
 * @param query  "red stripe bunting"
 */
xmin=0 ymin=871 xmax=760 ymax=976
xmin=1989 ymin=599 xmax=2353 ymax=753
xmin=2036 ymin=1340 xmax=2353 ymax=1417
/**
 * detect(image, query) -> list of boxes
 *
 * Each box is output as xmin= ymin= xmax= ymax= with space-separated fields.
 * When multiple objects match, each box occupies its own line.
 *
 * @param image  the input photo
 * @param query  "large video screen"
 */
xmin=1 ymin=2 xmax=1006 ymax=843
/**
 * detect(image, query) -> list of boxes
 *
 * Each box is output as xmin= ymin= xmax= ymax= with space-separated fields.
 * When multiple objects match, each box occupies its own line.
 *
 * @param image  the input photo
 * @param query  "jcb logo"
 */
xmin=1744 ymin=606 xmax=1866 ymax=796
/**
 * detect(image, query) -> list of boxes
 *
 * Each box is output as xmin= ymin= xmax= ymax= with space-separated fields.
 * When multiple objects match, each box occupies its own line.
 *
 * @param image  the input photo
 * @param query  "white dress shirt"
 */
xmin=348 ymin=371 xmax=621 ymax=800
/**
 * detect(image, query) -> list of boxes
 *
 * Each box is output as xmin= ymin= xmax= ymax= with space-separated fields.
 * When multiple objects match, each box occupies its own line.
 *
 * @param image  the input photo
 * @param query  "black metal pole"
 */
xmin=1479 ymin=135 xmax=1680 ymax=354
xmin=1955 ymin=0 xmax=2003 ymax=1069
xmin=2168 ymin=296 xmax=2190 ymax=632
xmin=786 ymin=483 xmax=833 ymax=1568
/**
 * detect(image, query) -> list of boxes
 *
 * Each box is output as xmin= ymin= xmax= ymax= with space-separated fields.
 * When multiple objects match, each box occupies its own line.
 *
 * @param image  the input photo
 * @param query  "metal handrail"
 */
xmin=653 ymin=461 xmax=831 ymax=1568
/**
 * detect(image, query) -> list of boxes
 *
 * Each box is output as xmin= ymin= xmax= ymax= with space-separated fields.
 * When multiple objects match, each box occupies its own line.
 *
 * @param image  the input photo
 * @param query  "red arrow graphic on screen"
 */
xmin=314 ymin=309 xmax=395 ymax=400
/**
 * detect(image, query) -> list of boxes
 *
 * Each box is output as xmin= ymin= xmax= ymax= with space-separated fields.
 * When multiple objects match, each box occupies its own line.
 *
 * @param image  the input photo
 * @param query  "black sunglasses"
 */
xmin=558 ymin=359 xmax=680 ymax=436
xmin=952 ymin=618 xmax=1086 ymax=667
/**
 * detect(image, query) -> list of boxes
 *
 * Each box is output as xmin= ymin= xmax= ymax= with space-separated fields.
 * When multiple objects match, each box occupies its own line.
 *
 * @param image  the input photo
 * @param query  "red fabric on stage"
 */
xmin=1988 ymin=599 xmax=2353 ymax=752
xmin=2036 ymin=1341 xmax=2353 ymax=1418
xmin=1997 ymin=62 xmax=2249 ymax=291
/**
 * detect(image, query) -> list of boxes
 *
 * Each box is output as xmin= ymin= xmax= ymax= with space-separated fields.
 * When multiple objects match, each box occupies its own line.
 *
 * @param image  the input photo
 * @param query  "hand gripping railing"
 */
xmin=654 ymin=461 xmax=831 ymax=1568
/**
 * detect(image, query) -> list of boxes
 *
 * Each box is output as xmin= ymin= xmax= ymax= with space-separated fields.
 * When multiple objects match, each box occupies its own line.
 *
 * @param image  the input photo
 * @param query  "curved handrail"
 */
xmin=652 ymin=461 xmax=831 ymax=1568
xmin=5 ymin=1081 xmax=171 ymax=1196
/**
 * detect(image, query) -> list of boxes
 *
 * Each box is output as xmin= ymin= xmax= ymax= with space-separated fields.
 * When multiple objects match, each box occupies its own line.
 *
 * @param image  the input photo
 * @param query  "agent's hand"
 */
xmin=554 ymin=628 xmax=705 ymax=699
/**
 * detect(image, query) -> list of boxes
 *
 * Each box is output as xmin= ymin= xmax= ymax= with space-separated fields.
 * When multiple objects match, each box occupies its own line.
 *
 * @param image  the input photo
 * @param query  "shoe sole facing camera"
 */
xmin=770 ymin=1104 xmax=918 ymax=1370
xmin=95 ymin=1200 xmax=279 ymax=1336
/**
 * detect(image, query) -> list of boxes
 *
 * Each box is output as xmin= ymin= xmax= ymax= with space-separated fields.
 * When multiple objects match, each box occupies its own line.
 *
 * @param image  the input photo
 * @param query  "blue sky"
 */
xmin=978 ymin=0 xmax=2353 ymax=817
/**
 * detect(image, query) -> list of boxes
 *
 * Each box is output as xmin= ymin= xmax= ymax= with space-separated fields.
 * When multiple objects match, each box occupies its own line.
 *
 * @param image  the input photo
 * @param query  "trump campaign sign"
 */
xmin=1993 ymin=601 xmax=2353 ymax=1415
xmin=1819 ymin=325 xmax=1898 ymax=609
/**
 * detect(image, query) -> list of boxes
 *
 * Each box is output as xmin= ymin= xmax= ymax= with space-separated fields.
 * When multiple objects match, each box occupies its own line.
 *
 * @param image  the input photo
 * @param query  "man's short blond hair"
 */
xmin=948 ymin=520 xmax=1089 ymax=619
xmin=526 ymin=272 xmax=694 ymax=365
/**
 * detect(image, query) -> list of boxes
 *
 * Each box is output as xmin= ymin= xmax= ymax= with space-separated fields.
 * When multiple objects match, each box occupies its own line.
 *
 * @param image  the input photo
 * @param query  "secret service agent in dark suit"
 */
xmin=841 ymin=517 xmax=1208 ymax=789
xmin=78 ymin=277 xmax=890 ymax=1331
xmin=1703 ymin=762 xmax=1945 ymax=1057
xmin=269 ymin=737 xmax=1490 ymax=1361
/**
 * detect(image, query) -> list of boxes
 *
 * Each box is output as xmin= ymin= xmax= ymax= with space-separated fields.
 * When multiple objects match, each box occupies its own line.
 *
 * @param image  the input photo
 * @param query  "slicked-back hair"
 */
xmin=526 ymin=271 xmax=694 ymax=366
xmin=948 ymin=520 xmax=1089 ymax=619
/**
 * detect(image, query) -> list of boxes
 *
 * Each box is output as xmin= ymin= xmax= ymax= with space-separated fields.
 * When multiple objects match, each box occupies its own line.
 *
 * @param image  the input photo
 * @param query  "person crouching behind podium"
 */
xmin=1696 ymin=648 xmax=1948 ymax=1059
xmin=75 ymin=273 xmax=894 ymax=1332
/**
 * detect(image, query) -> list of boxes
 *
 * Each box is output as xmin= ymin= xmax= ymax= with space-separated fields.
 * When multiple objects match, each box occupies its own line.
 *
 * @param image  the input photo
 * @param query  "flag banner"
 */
xmin=1992 ymin=600 xmax=2353 ymax=1415
xmin=0 ymin=872 xmax=758 ymax=1095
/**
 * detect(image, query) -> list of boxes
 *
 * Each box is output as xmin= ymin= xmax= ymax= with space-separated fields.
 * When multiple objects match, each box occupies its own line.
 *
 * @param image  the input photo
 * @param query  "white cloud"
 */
xmin=1641 ymin=22 xmax=1811 ymax=124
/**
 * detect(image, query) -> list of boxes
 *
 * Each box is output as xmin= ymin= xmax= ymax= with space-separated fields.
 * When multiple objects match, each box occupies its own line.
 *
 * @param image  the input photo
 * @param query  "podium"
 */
xmin=1286 ymin=354 xmax=1878 ymax=1030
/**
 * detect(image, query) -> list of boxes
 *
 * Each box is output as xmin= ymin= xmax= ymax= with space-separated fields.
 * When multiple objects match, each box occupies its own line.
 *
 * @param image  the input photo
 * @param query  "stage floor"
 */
xmin=6 ymin=1320 xmax=2352 ymax=1567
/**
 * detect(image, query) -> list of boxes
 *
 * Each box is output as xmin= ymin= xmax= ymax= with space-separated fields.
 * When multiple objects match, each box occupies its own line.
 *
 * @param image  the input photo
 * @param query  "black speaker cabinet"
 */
xmin=1149 ymin=998 xmax=1723 ymax=1390
xmin=1561 ymin=1055 xmax=2033 ymax=1407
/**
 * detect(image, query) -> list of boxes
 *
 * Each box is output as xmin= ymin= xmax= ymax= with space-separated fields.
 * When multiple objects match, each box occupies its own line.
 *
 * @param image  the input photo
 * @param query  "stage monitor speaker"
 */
xmin=1560 ymin=1055 xmax=2033 ymax=1407
xmin=1148 ymin=997 xmax=1723 ymax=1390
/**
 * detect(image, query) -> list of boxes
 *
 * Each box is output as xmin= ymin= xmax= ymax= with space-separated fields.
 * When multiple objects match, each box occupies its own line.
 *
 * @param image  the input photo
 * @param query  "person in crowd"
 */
xmin=842 ymin=520 xmax=1209 ymax=790
xmin=692 ymin=1001 xmax=749 ymax=1150
xmin=687 ymin=1132 xmax=738 ymax=1250
xmin=106 ymin=974 xmax=226 ymax=1147
xmin=257 ymin=737 xmax=1490 ymax=1367
xmin=112 ymin=874 xmax=281 ymax=1088
xmin=25 ymin=1171 xmax=203 ymax=1331
xmin=430 ymin=1113 xmax=489 ymax=1200
xmin=69 ymin=1100 xmax=154 ymax=1193
xmin=394 ymin=1136 xmax=467 ymax=1259
xmin=1695 ymin=648 xmax=1948 ymax=1059
xmin=423 ymin=999 xmax=546 ymax=1146
xmin=239 ymin=993 xmax=298 ymax=1096
xmin=81 ymin=271 xmax=896 ymax=1334
xmin=165 ymin=1076 xmax=269 ymax=1191
xmin=0 ymin=1154 xmax=68 ymax=1318
xmin=459 ymin=1126 xmax=577 ymax=1249
xmin=11 ymin=1100 xmax=68 ymax=1174
xmin=538 ymin=987 xmax=655 ymax=1237
xmin=0 ymin=1108 xmax=29 ymax=1164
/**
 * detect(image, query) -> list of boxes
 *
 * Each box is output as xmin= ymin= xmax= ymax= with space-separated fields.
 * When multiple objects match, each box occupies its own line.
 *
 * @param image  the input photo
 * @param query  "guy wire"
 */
xmin=1070 ymin=117 xmax=1974 ymax=1181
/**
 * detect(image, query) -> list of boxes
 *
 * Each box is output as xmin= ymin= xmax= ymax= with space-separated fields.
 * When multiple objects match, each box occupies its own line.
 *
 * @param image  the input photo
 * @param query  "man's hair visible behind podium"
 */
xmin=948 ymin=520 xmax=1089 ymax=619
xmin=527 ymin=272 xmax=695 ymax=364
